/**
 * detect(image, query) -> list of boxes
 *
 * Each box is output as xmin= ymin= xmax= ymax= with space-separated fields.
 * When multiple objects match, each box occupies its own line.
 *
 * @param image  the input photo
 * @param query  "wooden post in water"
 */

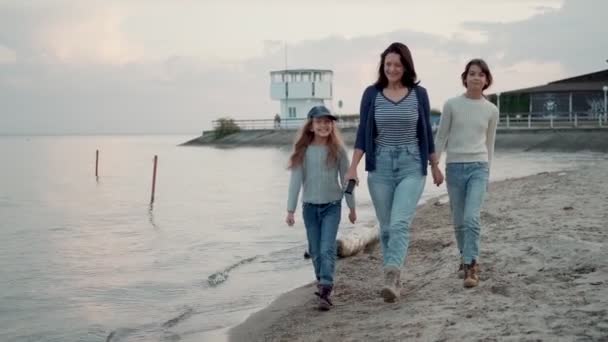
xmin=150 ymin=155 xmax=158 ymax=204
xmin=95 ymin=150 xmax=99 ymax=177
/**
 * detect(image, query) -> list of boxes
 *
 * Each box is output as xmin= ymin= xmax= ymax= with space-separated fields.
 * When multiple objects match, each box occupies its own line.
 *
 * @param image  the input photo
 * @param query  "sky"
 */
xmin=1 ymin=0 xmax=607 ymax=134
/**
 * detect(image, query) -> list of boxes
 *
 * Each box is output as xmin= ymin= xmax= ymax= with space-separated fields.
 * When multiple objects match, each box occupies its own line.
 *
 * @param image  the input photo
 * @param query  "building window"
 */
xmin=288 ymin=107 xmax=297 ymax=118
xmin=573 ymin=91 xmax=604 ymax=117
xmin=531 ymin=93 xmax=569 ymax=117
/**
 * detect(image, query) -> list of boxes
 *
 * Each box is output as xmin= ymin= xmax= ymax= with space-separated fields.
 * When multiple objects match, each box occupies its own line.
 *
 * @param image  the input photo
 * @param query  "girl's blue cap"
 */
xmin=307 ymin=105 xmax=337 ymax=121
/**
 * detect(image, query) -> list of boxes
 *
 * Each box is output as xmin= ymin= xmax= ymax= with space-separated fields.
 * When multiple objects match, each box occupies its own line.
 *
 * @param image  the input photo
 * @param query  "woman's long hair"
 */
xmin=288 ymin=119 xmax=345 ymax=169
xmin=374 ymin=42 xmax=419 ymax=89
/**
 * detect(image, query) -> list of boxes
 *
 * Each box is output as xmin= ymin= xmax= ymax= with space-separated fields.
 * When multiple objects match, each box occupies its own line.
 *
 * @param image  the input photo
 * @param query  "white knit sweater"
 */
xmin=434 ymin=94 xmax=499 ymax=167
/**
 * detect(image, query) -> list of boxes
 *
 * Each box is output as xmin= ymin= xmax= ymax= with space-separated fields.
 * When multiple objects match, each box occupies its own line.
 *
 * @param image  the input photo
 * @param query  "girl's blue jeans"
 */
xmin=446 ymin=162 xmax=489 ymax=265
xmin=302 ymin=201 xmax=341 ymax=286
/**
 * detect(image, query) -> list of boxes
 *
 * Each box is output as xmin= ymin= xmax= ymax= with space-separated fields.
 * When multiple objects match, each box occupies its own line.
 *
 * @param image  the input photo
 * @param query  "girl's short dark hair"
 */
xmin=374 ymin=42 xmax=419 ymax=88
xmin=461 ymin=58 xmax=493 ymax=90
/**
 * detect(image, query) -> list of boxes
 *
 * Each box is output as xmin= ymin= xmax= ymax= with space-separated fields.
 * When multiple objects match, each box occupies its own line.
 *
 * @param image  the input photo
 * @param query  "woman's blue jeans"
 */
xmin=367 ymin=144 xmax=426 ymax=269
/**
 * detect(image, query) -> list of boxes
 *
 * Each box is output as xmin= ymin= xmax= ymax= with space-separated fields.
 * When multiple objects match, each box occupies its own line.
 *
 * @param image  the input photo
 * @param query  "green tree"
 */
xmin=213 ymin=117 xmax=241 ymax=139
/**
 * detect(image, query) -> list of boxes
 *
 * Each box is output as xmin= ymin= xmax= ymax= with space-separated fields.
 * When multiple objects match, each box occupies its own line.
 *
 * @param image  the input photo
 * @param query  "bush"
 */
xmin=213 ymin=117 xmax=240 ymax=139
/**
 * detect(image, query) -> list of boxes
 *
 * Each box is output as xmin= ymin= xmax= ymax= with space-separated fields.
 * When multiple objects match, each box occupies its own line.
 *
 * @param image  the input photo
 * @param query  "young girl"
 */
xmin=286 ymin=105 xmax=356 ymax=311
xmin=433 ymin=58 xmax=499 ymax=288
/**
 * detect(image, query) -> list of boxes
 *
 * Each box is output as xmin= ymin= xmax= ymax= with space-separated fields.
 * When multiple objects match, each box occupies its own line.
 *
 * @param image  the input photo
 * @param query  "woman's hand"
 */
xmin=285 ymin=212 xmax=295 ymax=226
xmin=345 ymin=167 xmax=359 ymax=186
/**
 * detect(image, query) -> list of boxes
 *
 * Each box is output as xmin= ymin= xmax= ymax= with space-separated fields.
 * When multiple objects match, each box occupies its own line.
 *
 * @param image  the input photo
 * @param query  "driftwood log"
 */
xmin=303 ymin=225 xmax=379 ymax=259
xmin=336 ymin=225 xmax=379 ymax=258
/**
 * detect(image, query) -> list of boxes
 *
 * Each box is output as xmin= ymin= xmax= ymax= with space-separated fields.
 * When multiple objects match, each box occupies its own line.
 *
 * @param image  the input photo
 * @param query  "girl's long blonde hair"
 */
xmin=288 ymin=119 xmax=345 ymax=169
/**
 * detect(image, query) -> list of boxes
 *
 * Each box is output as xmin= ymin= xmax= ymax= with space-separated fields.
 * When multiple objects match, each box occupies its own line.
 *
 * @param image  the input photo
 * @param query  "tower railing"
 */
xmin=210 ymin=112 xmax=608 ymax=131
xmin=211 ymin=116 xmax=360 ymax=130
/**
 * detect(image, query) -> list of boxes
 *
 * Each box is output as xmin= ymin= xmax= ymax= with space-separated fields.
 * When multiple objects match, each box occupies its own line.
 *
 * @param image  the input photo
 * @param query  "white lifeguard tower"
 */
xmin=270 ymin=69 xmax=333 ymax=128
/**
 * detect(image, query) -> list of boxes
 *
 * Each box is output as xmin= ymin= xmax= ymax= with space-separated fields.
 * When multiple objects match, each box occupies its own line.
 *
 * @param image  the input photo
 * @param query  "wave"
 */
xmin=105 ymin=328 xmax=137 ymax=342
xmin=207 ymin=256 xmax=258 ymax=287
xmin=106 ymin=307 xmax=195 ymax=341
xmin=206 ymin=242 xmax=313 ymax=287
xmin=162 ymin=307 xmax=194 ymax=328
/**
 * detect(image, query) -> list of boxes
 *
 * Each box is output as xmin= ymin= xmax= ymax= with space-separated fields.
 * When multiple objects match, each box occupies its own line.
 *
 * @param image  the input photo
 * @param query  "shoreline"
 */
xmin=229 ymin=162 xmax=608 ymax=341
xmin=181 ymin=128 xmax=608 ymax=153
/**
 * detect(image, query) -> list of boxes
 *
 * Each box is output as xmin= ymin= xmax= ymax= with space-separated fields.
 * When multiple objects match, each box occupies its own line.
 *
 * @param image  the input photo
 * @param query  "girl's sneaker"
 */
xmin=464 ymin=261 xmax=480 ymax=288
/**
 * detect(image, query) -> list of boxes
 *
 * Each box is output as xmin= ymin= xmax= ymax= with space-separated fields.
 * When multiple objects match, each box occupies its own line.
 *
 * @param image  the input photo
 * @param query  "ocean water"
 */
xmin=0 ymin=135 xmax=601 ymax=342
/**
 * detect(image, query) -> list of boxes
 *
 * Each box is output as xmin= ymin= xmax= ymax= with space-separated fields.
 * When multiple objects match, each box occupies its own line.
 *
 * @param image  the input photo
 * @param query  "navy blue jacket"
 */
xmin=354 ymin=84 xmax=435 ymax=175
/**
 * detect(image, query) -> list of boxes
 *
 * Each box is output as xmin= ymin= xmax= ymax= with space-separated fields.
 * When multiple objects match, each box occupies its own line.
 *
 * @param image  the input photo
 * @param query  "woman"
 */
xmin=345 ymin=42 xmax=442 ymax=302
xmin=434 ymin=58 xmax=499 ymax=288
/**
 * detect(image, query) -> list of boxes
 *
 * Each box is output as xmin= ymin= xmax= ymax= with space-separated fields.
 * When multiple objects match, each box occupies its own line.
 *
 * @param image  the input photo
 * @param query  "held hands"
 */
xmin=431 ymin=165 xmax=444 ymax=186
xmin=285 ymin=212 xmax=295 ymax=226
xmin=348 ymin=208 xmax=357 ymax=224
xmin=429 ymin=153 xmax=444 ymax=186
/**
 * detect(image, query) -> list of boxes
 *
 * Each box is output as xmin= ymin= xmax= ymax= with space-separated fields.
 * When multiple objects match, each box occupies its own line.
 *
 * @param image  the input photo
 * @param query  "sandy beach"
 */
xmin=230 ymin=160 xmax=608 ymax=342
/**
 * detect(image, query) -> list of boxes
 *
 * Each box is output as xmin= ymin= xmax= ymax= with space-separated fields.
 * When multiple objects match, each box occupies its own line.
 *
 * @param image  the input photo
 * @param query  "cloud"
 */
xmin=38 ymin=8 xmax=141 ymax=65
xmin=0 ymin=30 xmax=474 ymax=134
xmin=465 ymin=0 xmax=608 ymax=73
xmin=0 ymin=0 xmax=606 ymax=134
xmin=0 ymin=1 xmax=141 ymax=65
xmin=0 ymin=45 xmax=17 ymax=64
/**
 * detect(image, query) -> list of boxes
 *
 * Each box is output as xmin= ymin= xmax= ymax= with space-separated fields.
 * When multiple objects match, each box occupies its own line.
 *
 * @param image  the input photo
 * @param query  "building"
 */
xmin=270 ymin=69 xmax=333 ymax=127
xmin=429 ymin=109 xmax=441 ymax=131
xmin=488 ymin=69 xmax=608 ymax=121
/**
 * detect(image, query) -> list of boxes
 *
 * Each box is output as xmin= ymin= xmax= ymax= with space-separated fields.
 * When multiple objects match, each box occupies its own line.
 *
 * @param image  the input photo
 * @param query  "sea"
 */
xmin=0 ymin=134 xmax=602 ymax=341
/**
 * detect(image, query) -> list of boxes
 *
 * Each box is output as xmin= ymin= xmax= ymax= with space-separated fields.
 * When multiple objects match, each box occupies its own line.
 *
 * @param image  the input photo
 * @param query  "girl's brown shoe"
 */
xmin=463 ymin=261 xmax=480 ymax=288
